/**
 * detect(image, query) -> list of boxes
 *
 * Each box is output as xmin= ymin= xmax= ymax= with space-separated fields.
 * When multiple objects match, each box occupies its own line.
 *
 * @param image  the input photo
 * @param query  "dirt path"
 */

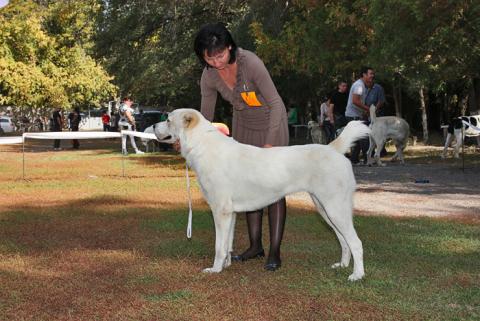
xmin=287 ymin=155 xmax=480 ymax=220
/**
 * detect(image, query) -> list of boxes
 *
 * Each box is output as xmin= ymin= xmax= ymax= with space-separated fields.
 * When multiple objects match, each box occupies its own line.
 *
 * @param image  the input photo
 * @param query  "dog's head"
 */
xmin=154 ymin=108 xmax=202 ymax=144
xmin=307 ymin=120 xmax=319 ymax=129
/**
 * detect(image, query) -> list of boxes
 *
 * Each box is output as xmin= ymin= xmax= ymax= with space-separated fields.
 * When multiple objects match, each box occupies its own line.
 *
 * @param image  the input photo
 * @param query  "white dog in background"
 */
xmin=154 ymin=108 xmax=370 ymax=281
xmin=367 ymin=105 xmax=410 ymax=166
xmin=307 ymin=120 xmax=326 ymax=144
xmin=141 ymin=125 xmax=157 ymax=152
xmin=441 ymin=115 xmax=480 ymax=159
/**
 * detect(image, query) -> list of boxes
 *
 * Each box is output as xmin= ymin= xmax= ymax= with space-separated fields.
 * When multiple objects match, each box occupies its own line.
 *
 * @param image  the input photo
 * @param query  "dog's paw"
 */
xmin=331 ymin=262 xmax=348 ymax=269
xmin=348 ymin=272 xmax=364 ymax=281
xmin=223 ymin=256 xmax=232 ymax=269
xmin=202 ymin=267 xmax=222 ymax=273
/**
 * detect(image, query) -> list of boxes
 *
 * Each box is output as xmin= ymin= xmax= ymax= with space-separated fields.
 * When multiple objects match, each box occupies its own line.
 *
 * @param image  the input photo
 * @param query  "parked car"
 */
xmin=134 ymin=110 xmax=170 ymax=151
xmin=0 ymin=116 xmax=15 ymax=133
xmin=134 ymin=110 xmax=167 ymax=132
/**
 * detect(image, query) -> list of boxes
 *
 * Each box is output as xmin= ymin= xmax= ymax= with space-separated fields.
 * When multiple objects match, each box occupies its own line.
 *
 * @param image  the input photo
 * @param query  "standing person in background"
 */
xmin=51 ymin=107 xmax=63 ymax=151
xmin=365 ymin=79 xmax=387 ymax=157
xmin=118 ymin=97 xmax=143 ymax=155
xmin=110 ymin=112 xmax=118 ymax=132
xmin=319 ymin=97 xmax=335 ymax=143
xmin=345 ymin=66 xmax=375 ymax=165
xmin=287 ymin=104 xmax=298 ymax=137
xmin=328 ymin=80 xmax=349 ymax=129
xmin=68 ymin=107 xmax=81 ymax=149
xmin=194 ymin=23 xmax=289 ymax=271
xmin=101 ymin=111 xmax=111 ymax=132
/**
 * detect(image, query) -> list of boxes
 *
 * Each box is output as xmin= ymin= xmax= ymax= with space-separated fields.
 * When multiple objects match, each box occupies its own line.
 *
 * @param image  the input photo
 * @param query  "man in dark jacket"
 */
xmin=68 ymin=107 xmax=81 ymax=149
xmin=51 ymin=107 xmax=63 ymax=150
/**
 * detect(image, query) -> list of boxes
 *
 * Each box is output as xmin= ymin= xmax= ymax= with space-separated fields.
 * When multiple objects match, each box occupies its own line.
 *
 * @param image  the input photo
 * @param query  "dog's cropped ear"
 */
xmin=183 ymin=111 xmax=199 ymax=129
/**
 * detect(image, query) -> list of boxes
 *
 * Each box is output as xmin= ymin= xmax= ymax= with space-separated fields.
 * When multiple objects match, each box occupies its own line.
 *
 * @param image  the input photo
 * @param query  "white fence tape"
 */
xmin=0 ymin=130 xmax=158 ymax=145
xmin=0 ymin=136 xmax=23 ymax=145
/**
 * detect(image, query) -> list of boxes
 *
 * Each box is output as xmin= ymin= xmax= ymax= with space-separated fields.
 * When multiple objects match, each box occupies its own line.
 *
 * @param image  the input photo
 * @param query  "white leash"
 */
xmin=185 ymin=164 xmax=193 ymax=239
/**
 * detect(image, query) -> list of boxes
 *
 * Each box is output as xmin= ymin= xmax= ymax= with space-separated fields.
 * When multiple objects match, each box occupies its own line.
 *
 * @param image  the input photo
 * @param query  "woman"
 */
xmin=194 ymin=23 xmax=289 ymax=271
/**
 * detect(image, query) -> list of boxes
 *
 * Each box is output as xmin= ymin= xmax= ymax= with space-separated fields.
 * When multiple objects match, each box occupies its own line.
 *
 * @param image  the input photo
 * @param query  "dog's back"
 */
xmin=373 ymin=116 xmax=409 ymax=143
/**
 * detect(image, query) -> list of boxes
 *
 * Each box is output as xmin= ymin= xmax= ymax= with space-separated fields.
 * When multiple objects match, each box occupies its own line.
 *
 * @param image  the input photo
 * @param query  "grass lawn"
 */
xmin=0 ymin=139 xmax=479 ymax=321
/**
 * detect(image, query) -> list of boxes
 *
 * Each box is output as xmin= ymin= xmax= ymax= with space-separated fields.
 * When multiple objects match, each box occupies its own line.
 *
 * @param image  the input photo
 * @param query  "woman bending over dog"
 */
xmin=193 ymin=23 xmax=289 ymax=271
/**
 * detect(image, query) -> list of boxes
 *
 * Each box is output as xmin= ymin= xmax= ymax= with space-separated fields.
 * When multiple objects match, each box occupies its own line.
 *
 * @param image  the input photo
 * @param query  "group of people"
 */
xmin=51 ymin=107 xmax=81 ymax=151
xmin=320 ymin=67 xmax=386 ymax=164
xmin=50 ymin=97 xmax=143 ymax=154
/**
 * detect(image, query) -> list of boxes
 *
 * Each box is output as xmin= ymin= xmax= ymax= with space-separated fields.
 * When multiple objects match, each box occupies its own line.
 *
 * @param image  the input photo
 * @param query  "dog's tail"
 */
xmin=369 ymin=104 xmax=376 ymax=124
xmin=329 ymin=121 xmax=370 ymax=154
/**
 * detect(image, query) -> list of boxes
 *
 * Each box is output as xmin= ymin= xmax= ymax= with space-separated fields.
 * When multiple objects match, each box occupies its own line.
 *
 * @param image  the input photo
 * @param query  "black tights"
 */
xmin=240 ymin=198 xmax=286 ymax=264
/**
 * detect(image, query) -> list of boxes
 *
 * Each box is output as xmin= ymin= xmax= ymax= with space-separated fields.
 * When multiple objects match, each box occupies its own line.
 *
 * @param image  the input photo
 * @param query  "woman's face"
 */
xmin=204 ymin=47 xmax=231 ymax=70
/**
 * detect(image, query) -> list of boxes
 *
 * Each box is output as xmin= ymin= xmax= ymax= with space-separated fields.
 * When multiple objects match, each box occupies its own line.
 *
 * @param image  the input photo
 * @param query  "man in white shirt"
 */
xmin=119 ymin=97 xmax=143 ymax=155
xmin=345 ymin=66 xmax=375 ymax=164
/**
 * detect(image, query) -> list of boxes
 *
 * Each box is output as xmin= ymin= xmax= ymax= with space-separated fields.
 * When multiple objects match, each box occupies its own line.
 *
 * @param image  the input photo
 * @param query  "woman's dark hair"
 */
xmin=194 ymin=23 xmax=237 ymax=67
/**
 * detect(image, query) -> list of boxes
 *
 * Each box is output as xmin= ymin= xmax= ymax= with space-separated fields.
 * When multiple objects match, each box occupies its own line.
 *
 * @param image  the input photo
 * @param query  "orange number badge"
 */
xmin=240 ymin=91 xmax=262 ymax=107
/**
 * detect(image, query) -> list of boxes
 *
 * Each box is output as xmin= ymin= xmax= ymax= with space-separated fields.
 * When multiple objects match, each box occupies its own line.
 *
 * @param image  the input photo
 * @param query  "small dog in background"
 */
xmin=308 ymin=121 xmax=326 ymax=144
xmin=441 ymin=115 xmax=480 ymax=159
xmin=367 ymin=105 xmax=410 ymax=166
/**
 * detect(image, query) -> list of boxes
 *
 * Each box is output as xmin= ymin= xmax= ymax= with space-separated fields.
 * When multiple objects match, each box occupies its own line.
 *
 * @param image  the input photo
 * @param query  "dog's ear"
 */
xmin=183 ymin=111 xmax=199 ymax=129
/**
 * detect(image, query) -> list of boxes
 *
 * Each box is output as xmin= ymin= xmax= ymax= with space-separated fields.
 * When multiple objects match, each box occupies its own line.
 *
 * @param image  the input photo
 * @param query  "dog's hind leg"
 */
xmin=394 ymin=140 xmax=406 ymax=164
xmin=310 ymin=194 xmax=351 ymax=269
xmin=454 ymin=131 xmax=463 ymax=158
xmin=314 ymin=195 xmax=364 ymax=281
xmin=374 ymin=138 xmax=386 ymax=166
xmin=203 ymin=210 xmax=234 ymax=273
xmin=366 ymin=136 xmax=376 ymax=166
xmin=442 ymin=133 xmax=453 ymax=158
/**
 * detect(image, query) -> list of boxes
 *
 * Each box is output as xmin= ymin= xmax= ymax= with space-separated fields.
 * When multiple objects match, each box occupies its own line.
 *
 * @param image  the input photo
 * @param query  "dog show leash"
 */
xmin=186 ymin=164 xmax=193 ymax=239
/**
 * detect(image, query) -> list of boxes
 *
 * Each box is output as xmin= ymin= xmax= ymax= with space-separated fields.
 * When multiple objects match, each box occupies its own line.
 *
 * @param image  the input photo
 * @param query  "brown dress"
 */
xmin=200 ymin=48 xmax=289 ymax=147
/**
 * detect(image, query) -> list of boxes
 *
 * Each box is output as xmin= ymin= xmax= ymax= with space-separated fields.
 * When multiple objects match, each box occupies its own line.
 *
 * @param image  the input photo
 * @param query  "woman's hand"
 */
xmin=263 ymin=144 xmax=273 ymax=148
xmin=173 ymin=140 xmax=181 ymax=152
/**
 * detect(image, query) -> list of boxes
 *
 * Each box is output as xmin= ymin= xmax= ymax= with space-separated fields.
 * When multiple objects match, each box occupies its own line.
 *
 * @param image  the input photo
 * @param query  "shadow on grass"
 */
xmin=1 ymin=195 xmax=479 ymax=272
xmin=1 ymin=196 xmax=479 ymax=320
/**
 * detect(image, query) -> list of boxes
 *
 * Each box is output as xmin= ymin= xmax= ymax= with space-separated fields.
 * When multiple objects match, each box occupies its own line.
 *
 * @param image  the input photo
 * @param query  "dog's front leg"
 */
xmin=224 ymin=212 xmax=237 ymax=269
xmin=203 ymin=210 xmax=234 ymax=273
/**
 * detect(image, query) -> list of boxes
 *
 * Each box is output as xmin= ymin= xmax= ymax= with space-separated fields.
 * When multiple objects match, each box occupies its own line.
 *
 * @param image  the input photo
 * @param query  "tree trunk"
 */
xmin=472 ymin=77 xmax=480 ymax=114
xmin=441 ymin=93 xmax=448 ymax=125
xmin=392 ymin=75 xmax=402 ymax=117
xmin=419 ymin=85 xmax=429 ymax=143
xmin=392 ymin=84 xmax=400 ymax=117
xmin=460 ymin=94 xmax=469 ymax=116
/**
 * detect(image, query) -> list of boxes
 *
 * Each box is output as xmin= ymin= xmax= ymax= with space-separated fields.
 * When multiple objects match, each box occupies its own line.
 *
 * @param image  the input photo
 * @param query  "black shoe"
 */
xmin=264 ymin=258 xmax=282 ymax=271
xmin=231 ymin=249 xmax=265 ymax=262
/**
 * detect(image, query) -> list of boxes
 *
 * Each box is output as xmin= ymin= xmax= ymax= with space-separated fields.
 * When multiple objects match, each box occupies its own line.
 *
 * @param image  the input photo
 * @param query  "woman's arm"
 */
xmin=250 ymin=55 xmax=285 ymax=146
xmin=200 ymin=69 xmax=218 ymax=121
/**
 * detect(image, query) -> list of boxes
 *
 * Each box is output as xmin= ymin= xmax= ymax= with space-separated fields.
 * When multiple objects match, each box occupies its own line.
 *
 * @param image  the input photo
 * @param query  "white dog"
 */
xmin=307 ymin=120 xmax=326 ymax=144
xmin=141 ymin=125 xmax=157 ymax=152
xmin=441 ymin=115 xmax=480 ymax=159
xmin=154 ymin=109 xmax=370 ymax=281
xmin=367 ymin=105 xmax=410 ymax=166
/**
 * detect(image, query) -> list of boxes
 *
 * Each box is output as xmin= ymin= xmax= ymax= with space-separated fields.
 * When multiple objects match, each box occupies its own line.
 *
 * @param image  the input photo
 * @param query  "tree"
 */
xmin=0 ymin=0 xmax=116 ymax=124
